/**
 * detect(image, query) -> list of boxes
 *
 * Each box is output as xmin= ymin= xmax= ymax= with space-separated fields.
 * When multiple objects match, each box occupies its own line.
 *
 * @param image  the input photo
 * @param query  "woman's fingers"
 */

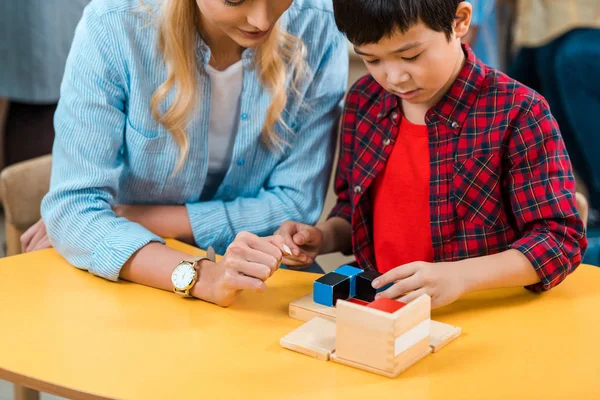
xmin=21 ymin=219 xmax=43 ymax=252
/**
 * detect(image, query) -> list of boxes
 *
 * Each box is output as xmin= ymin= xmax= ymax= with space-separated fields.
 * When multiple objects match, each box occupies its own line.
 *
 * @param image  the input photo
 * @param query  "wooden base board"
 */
xmin=430 ymin=320 xmax=462 ymax=352
xmin=289 ymin=293 xmax=462 ymax=353
xmin=331 ymin=346 xmax=432 ymax=378
xmin=280 ymin=317 xmax=337 ymax=361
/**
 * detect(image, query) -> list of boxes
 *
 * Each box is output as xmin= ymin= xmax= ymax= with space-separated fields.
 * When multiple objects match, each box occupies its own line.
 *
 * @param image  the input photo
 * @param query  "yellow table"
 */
xmin=1 ymin=240 xmax=599 ymax=399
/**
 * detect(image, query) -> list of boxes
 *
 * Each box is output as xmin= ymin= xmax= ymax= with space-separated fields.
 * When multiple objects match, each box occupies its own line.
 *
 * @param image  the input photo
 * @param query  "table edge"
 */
xmin=0 ymin=367 xmax=110 ymax=400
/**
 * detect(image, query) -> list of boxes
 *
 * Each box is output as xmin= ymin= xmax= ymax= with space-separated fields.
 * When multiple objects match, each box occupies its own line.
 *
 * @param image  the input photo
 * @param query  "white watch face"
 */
xmin=172 ymin=263 xmax=196 ymax=290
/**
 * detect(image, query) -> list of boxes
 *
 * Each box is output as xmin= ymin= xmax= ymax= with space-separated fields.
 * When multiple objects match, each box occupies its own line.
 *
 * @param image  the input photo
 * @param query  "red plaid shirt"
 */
xmin=328 ymin=45 xmax=587 ymax=292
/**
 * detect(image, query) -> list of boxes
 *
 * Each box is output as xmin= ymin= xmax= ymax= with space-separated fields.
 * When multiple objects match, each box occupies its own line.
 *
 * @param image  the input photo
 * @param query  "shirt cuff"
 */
xmin=511 ymin=228 xmax=571 ymax=292
xmin=186 ymin=201 xmax=233 ymax=255
xmin=90 ymin=222 xmax=165 ymax=281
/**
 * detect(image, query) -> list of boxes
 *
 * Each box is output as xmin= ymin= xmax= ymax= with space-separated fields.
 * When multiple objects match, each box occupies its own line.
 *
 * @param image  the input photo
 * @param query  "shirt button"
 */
xmin=237 ymin=158 xmax=245 ymax=166
xmin=377 ymin=113 xmax=384 ymax=119
xmin=354 ymin=185 xmax=362 ymax=194
xmin=451 ymin=121 xmax=460 ymax=129
xmin=241 ymin=113 xmax=249 ymax=120
xmin=391 ymin=112 xmax=398 ymax=120
xmin=383 ymin=138 xmax=391 ymax=146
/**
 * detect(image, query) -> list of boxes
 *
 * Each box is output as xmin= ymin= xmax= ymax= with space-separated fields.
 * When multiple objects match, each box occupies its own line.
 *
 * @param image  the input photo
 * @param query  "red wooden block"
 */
xmin=347 ymin=298 xmax=370 ymax=306
xmin=366 ymin=298 xmax=406 ymax=313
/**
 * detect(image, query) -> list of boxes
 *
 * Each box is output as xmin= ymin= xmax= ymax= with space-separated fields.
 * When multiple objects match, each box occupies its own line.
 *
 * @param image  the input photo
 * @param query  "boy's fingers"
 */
xmin=375 ymin=274 xmax=421 ymax=299
xmin=398 ymin=288 xmax=427 ymax=304
xmin=293 ymin=229 xmax=314 ymax=246
xmin=373 ymin=262 xmax=419 ymax=289
xmin=276 ymin=226 xmax=302 ymax=256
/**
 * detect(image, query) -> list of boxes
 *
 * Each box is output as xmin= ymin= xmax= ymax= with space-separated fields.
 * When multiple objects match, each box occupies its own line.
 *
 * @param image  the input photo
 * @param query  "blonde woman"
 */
xmin=25 ymin=0 xmax=348 ymax=306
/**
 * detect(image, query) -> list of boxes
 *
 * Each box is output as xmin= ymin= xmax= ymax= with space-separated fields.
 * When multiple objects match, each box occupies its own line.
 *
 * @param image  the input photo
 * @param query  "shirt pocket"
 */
xmin=453 ymin=152 xmax=505 ymax=229
xmin=123 ymin=120 xmax=176 ymax=197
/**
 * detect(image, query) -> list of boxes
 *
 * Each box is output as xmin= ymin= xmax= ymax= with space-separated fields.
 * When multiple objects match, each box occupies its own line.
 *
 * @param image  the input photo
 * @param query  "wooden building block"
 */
xmin=280 ymin=317 xmax=336 ymax=361
xmin=332 ymin=265 xmax=363 ymax=297
xmin=335 ymin=295 xmax=431 ymax=371
xmin=289 ymin=293 xmax=336 ymax=322
xmin=314 ymin=272 xmax=351 ymax=307
xmin=354 ymin=270 xmax=393 ymax=302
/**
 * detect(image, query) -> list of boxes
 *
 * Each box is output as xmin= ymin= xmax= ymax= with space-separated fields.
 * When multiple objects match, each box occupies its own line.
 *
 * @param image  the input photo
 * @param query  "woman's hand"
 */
xmin=193 ymin=232 xmax=285 ymax=307
xmin=20 ymin=219 xmax=52 ymax=253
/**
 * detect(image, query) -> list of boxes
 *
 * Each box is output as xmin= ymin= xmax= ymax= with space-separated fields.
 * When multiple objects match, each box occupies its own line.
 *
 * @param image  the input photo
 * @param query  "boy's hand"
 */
xmin=275 ymin=221 xmax=324 ymax=268
xmin=372 ymin=262 xmax=467 ymax=309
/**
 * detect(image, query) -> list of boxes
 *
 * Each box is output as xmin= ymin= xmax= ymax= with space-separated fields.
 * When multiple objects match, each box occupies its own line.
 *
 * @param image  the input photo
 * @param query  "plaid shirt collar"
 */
xmin=375 ymin=44 xmax=486 ymax=135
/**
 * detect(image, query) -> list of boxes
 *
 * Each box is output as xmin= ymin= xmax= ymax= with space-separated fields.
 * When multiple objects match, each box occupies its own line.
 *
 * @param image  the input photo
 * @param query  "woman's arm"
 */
xmin=42 ymin=4 xmax=166 ymax=281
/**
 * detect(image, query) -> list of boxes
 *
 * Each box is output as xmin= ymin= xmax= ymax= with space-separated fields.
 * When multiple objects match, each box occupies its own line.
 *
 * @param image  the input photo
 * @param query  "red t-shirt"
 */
xmin=372 ymin=116 xmax=434 ymax=273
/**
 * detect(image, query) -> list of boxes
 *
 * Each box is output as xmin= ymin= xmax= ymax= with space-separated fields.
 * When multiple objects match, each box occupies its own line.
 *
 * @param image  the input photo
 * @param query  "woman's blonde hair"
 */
xmin=142 ymin=0 xmax=307 ymax=170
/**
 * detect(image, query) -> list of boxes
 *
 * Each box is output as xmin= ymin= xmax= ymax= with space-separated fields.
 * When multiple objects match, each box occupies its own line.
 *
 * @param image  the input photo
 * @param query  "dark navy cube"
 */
xmin=313 ymin=272 xmax=351 ymax=307
xmin=355 ymin=270 xmax=392 ymax=302
xmin=332 ymin=265 xmax=363 ymax=297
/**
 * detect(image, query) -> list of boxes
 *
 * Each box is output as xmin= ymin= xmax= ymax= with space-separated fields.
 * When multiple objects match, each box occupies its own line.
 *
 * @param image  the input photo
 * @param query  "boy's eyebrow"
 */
xmin=353 ymin=41 xmax=422 ymax=57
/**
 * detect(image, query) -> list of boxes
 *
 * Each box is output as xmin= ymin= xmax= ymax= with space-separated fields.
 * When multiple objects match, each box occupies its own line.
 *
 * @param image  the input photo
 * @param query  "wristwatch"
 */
xmin=171 ymin=246 xmax=216 ymax=297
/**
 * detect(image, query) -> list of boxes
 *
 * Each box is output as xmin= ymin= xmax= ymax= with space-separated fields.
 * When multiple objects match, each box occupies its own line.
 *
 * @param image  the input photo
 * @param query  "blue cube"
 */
xmin=333 ymin=265 xmax=363 ymax=297
xmin=314 ymin=272 xmax=351 ymax=307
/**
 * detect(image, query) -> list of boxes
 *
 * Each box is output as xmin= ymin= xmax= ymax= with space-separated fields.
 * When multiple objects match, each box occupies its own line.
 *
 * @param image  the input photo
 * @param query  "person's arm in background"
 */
xmin=41 ymin=3 xmax=283 ymax=307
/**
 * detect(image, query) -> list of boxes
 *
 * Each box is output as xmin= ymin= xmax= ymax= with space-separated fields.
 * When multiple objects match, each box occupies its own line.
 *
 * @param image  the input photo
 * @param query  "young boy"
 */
xmin=277 ymin=0 xmax=587 ymax=309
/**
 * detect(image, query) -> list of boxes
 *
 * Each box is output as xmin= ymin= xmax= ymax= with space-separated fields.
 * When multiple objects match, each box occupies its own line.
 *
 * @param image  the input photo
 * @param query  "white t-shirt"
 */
xmin=201 ymin=60 xmax=243 ymax=200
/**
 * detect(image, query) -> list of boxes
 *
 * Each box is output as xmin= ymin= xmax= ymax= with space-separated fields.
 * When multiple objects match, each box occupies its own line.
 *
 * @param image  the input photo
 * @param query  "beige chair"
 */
xmin=0 ymin=154 xmax=52 ymax=256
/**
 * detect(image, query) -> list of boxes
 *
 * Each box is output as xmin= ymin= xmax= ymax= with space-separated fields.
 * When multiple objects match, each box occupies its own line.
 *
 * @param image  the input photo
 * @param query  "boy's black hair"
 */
xmin=333 ymin=0 xmax=462 ymax=45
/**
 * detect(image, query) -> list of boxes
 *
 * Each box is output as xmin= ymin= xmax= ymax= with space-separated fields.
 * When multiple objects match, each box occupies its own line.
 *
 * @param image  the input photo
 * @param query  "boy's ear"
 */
xmin=453 ymin=1 xmax=472 ymax=40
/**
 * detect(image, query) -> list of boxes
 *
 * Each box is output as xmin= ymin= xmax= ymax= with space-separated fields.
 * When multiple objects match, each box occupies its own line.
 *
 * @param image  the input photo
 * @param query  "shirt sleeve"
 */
xmin=185 ymin=31 xmax=348 ymax=255
xmin=507 ymin=98 xmax=588 ymax=292
xmin=41 ymin=4 xmax=164 ymax=282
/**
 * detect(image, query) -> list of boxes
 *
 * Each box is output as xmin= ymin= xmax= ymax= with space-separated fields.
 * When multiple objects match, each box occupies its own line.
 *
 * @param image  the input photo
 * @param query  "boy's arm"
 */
xmin=505 ymin=98 xmax=587 ymax=292
xmin=316 ymin=217 xmax=352 ymax=255
xmin=456 ymin=249 xmax=540 ymax=293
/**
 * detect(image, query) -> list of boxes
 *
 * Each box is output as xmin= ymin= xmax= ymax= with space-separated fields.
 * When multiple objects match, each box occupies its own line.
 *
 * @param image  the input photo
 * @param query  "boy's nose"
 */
xmin=386 ymin=70 xmax=411 ymax=88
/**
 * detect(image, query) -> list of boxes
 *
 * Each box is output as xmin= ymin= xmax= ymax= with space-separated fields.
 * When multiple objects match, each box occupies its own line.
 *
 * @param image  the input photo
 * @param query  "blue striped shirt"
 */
xmin=41 ymin=0 xmax=348 ymax=281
